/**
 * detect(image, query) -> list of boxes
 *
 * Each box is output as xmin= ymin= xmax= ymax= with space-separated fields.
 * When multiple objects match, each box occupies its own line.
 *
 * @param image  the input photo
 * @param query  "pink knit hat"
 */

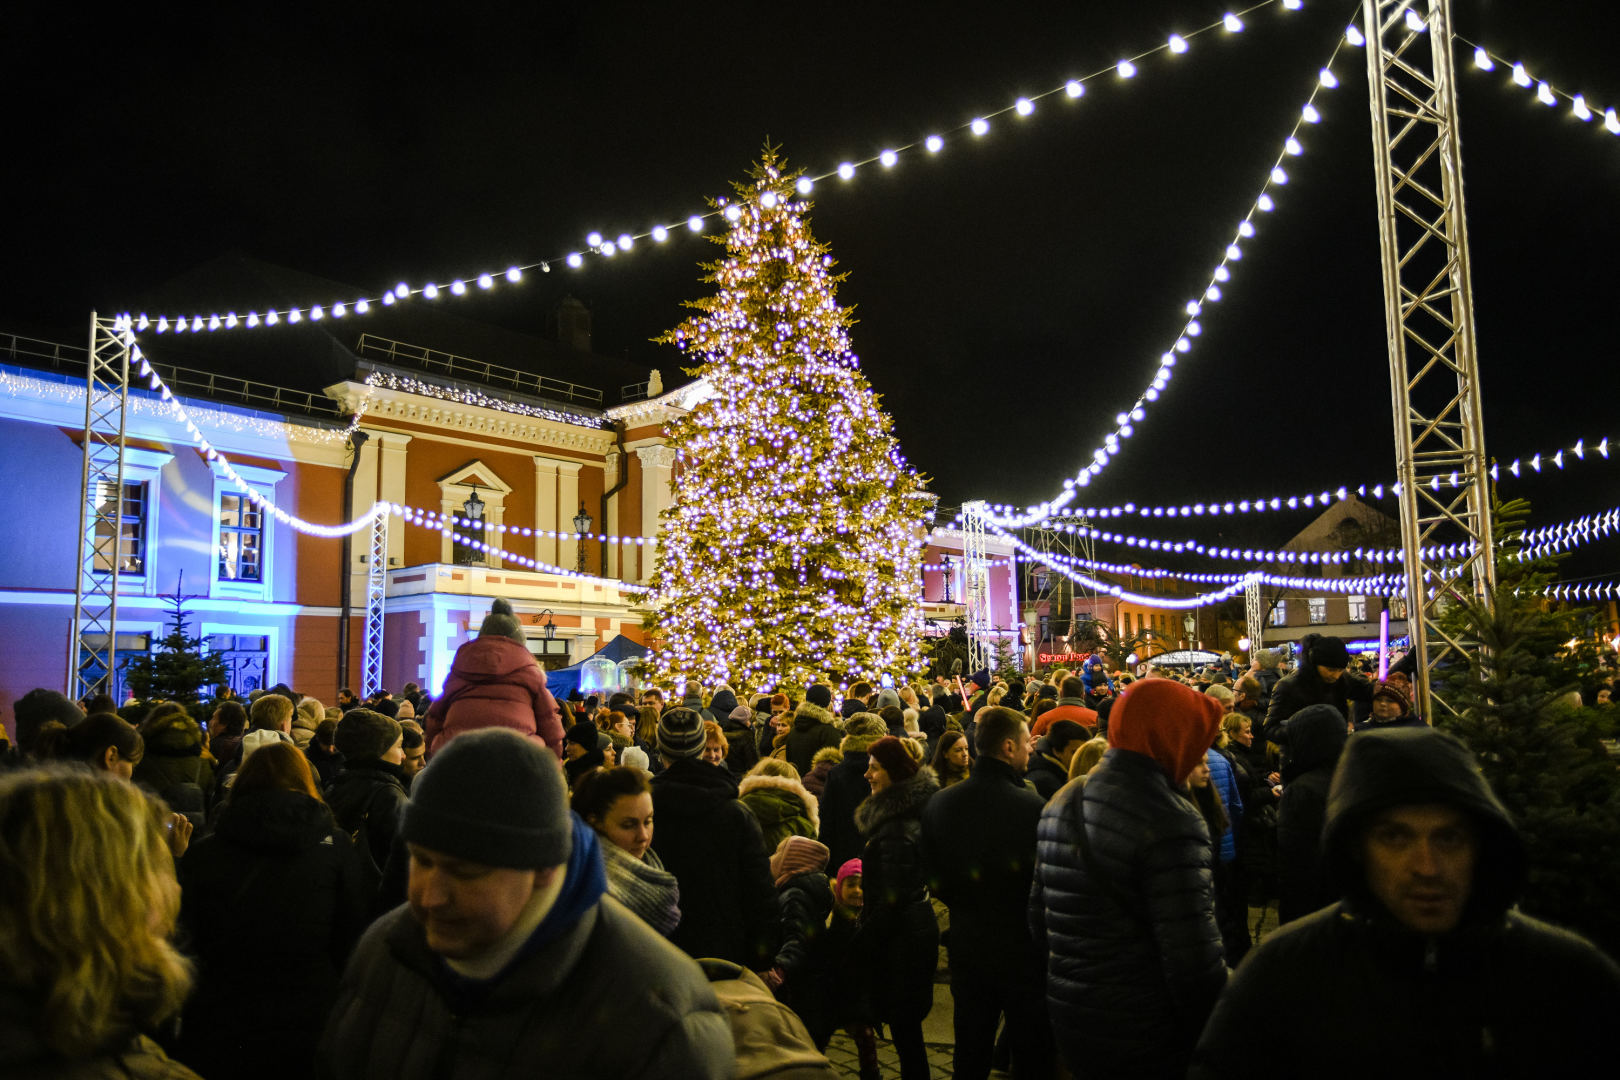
xmin=770 ymin=835 xmax=830 ymax=888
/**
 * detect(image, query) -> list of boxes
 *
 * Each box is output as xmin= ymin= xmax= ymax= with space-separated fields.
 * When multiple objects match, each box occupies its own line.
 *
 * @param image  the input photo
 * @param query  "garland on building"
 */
xmin=644 ymin=149 xmax=930 ymax=691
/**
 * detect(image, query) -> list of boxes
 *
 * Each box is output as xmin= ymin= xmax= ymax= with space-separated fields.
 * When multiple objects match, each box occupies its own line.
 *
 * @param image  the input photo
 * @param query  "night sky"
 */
xmin=8 ymin=1 xmax=1618 ymax=579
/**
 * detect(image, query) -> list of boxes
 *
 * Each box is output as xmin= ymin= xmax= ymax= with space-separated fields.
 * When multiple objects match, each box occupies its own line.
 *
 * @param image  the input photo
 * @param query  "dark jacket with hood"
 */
xmin=853 ymin=765 xmax=940 ymax=1024
xmin=178 ymin=788 xmax=371 ymax=1079
xmin=323 ymin=759 xmax=409 ymax=874
xmin=649 ymin=757 xmax=779 ymax=969
xmin=783 ymin=700 xmax=842 ymax=775
xmin=319 ymin=819 xmax=733 ymax=1080
xmin=133 ymin=710 xmax=215 ymax=825
xmin=1023 ymin=741 xmax=1071 ymax=802
xmin=921 ymin=755 xmax=1045 ymax=982
xmin=423 ymin=635 xmax=562 ymax=757
xmin=1276 ymin=704 xmax=1347 ymax=925
xmin=1192 ymin=727 xmax=1620 ymax=1078
xmin=1030 ymin=679 xmax=1227 ymax=1079
xmin=819 ymin=726 xmax=883 ymax=871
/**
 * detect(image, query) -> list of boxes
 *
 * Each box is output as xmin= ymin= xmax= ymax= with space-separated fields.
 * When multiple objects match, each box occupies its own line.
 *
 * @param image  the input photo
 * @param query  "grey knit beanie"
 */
xmin=478 ymin=598 xmax=527 ymax=645
xmin=403 ymin=727 xmax=571 ymax=869
xmin=334 ymin=708 xmax=402 ymax=762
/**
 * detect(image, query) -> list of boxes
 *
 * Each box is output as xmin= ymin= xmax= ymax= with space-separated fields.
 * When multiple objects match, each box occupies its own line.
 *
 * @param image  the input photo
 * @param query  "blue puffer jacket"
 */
xmin=1205 ymin=748 xmax=1244 ymax=864
xmin=1030 ymin=747 xmax=1227 ymax=1078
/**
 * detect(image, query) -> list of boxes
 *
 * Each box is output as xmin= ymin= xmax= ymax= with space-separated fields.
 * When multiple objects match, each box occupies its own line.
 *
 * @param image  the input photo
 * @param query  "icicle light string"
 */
xmin=115 ymin=2 xmax=1317 ymax=338
xmin=1459 ymin=34 xmax=1620 ymax=138
xmin=952 ymin=436 xmax=1613 ymax=527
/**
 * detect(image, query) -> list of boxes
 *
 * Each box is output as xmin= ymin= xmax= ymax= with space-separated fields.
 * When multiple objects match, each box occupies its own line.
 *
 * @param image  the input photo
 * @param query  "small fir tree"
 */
xmin=991 ymin=636 xmax=1022 ymax=682
xmin=645 ymin=149 xmax=930 ymax=692
xmin=123 ymin=577 xmax=229 ymax=704
xmin=1435 ymin=496 xmax=1620 ymax=955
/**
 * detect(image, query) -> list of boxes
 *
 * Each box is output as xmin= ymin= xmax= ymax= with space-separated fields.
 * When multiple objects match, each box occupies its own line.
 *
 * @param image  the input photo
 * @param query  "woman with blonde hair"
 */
xmin=738 ymin=757 xmax=820 ymax=851
xmin=1067 ymin=736 xmax=1109 ymax=780
xmin=0 ymin=766 xmax=199 ymax=1077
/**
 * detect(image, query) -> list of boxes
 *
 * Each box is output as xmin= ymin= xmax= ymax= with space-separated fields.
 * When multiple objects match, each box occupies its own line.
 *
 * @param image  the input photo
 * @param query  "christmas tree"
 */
xmin=645 ymin=149 xmax=930 ymax=692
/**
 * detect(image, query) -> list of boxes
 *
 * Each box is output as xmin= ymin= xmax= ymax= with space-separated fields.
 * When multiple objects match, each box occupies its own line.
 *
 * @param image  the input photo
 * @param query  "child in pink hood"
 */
xmin=423 ymin=599 xmax=563 ymax=757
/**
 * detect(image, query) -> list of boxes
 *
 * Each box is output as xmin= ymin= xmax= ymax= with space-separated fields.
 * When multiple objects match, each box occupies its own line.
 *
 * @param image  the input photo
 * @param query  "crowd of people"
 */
xmin=2 ymin=611 xmax=1619 ymax=1079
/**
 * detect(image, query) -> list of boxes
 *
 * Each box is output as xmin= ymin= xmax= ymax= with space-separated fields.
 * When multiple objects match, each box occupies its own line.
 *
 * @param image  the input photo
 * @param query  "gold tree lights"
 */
xmin=644 ymin=151 xmax=931 ymax=692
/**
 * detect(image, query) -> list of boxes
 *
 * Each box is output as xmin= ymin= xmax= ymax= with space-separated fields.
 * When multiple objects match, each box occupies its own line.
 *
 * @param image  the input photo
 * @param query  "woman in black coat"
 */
xmin=852 ymin=737 xmax=939 ymax=1080
xmin=176 ymin=742 xmax=371 ymax=1080
xmin=1275 ymin=703 xmax=1349 ymax=925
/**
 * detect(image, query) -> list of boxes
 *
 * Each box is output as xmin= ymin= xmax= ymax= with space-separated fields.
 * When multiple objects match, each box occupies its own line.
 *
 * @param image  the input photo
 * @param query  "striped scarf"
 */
xmin=600 ymin=839 xmax=682 ymax=938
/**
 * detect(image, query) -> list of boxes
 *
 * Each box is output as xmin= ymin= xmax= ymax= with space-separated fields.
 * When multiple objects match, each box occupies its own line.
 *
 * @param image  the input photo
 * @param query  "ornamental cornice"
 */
xmin=329 ymin=381 xmax=616 ymax=454
xmin=605 ymin=378 xmax=714 ymax=425
xmin=634 ymin=444 xmax=679 ymax=469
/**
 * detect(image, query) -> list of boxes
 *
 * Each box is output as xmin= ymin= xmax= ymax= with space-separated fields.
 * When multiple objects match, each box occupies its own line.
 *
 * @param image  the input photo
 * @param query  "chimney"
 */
xmin=556 ymin=295 xmax=592 ymax=352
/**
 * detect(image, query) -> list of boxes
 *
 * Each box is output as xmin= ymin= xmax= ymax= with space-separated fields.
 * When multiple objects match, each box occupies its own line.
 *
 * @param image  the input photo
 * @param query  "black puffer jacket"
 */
xmin=774 ymin=869 xmax=833 ymax=1036
xmin=650 ymin=758 xmax=779 ymax=969
xmin=818 ymin=749 xmax=871 ymax=871
xmin=1193 ymin=727 xmax=1620 ymax=1077
xmin=1030 ymin=748 xmax=1226 ymax=1078
xmin=1276 ymin=704 xmax=1347 ymax=924
xmin=323 ymin=760 xmax=408 ymax=873
xmin=133 ymin=710 xmax=215 ymax=825
xmin=1262 ymin=668 xmax=1371 ymax=743
xmin=177 ymin=788 xmax=371 ymax=1079
xmin=921 ymin=755 xmax=1045 ymax=980
xmin=853 ymin=766 xmax=940 ymax=1025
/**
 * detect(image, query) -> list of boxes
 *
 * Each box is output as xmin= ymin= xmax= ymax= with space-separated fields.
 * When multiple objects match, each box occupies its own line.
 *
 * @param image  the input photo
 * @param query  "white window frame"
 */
xmin=1269 ymin=600 xmax=1288 ymax=627
xmin=1307 ymin=598 xmax=1328 ymax=625
xmin=102 ymin=447 xmax=175 ymax=597
xmin=201 ymin=621 xmax=281 ymax=693
xmin=1347 ymin=595 xmax=1368 ymax=622
xmin=210 ymin=462 xmax=285 ymax=601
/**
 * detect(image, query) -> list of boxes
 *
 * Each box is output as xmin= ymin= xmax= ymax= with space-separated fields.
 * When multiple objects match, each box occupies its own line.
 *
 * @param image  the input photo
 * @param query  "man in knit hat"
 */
xmin=319 ymin=729 xmax=732 ymax=1079
xmin=1031 ymin=678 xmax=1227 ymax=1077
xmin=649 ymin=707 xmax=779 ymax=969
xmin=324 ymin=708 xmax=408 ymax=876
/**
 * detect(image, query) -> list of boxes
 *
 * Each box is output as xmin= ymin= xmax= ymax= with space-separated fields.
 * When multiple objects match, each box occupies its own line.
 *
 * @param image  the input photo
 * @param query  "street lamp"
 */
xmin=538 ymin=609 xmax=557 ymax=641
xmin=462 ymin=484 xmax=485 ymax=522
xmin=572 ymin=503 xmax=593 ymax=573
xmin=1183 ymin=611 xmax=1197 ymax=667
xmin=941 ymin=554 xmax=954 ymax=604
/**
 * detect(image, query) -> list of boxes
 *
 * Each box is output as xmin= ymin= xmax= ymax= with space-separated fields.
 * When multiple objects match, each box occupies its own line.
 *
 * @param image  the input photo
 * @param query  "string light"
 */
xmin=1461 ymin=35 xmax=1620 ymax=140
xmin=980 ymin=34 xmax=1355 ymax=528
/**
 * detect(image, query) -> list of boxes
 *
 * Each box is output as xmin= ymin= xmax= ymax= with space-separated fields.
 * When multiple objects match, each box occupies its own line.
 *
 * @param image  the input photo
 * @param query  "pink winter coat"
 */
xmin=423 ymin=636 xmax=563 ymax=757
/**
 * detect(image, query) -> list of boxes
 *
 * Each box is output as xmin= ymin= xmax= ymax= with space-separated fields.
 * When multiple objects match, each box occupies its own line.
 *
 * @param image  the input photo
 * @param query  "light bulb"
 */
xmin=309 ymin=306 xmax=324 ymax=321
xmin=1271 ymin=166 xmax=1289 ymax=184
xmin=586 ymin=231 xmax=603 ymax=247
xmin=880 ymin=149 xmax=898 ymax=167
xmin=288 ymin=309 xmax=302 ymax=323
xmin=1065 ymin=80 xmax=1084 ymax=98
xmin=1224 ymin=13 xmax=1243 ymax=32
xmin=356 ymin=299 xmax=370 ymax=313
xmin=1346 ymin=24 xmax=1365 ymax=47
xmin=245 ymin=312 xmax=260 ymax=327
xmin=1168 ymin=34 xmax=1188 ymax=54
xmin=566 ymin=253 xmax=584 ymax=268
xmin=1404 ymin=8 xmax=1425 ymax=32
xmin=1473 ymin=48 xmax=1494 ymax=71
xmin=477 ymin=273 xmax=493 ymax=289
xmin=423 ymin=283 xmax=439 ymax=298
xmin=450 ymin=280 xmax=466 ymax=295
xmin=1214 ymin=265 xmax=1231 ymax=282
xmin=1285 ymin=136 xmax=1303 ymax=155
xmin=1014 ymin=98 xmax=1034 ymax=116
xmin=796 ymin=176 xmax=814 ymax=193
xmin=1238 ymin=220 xmax=1255 ymax=238
xmin=651 ymin=225 xmax=669 ymax=241
xmin=761 ymin=190 xmax=778 ymax=208
xmin=723 ymin=205 xmax=741 ymax=221
xmin=1117 ymin=60 xmax=1136 ymax=79
xmin=1606 ymin=109 xmax=1620 ymax=133
xmin=1513 ymin=64 xmax=1531 ymax=88
xmin=395 ymin=283 xmax=410 ymax=299
xmin=1537 ymin=82 xmax=1556 ymax=106
xmin=617 ymin=233 xmax=633 ymax=250
xmin=970 ymin=118 xmax=990 ymax=136
xmin=925 ymin=134 xmax=944 ymax=152
xmin=1573 ymin=95 xmax=1592 ymax=121
xmin=1319 ymin=68 xmax=1338 ymax=88
xmin=838 ymin=162 xmax=856 ymax=179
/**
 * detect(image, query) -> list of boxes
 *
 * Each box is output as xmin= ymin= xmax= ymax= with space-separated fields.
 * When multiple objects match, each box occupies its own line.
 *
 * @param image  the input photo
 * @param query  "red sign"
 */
xmin=1038 ymin=652 xmax=1090 ymax=665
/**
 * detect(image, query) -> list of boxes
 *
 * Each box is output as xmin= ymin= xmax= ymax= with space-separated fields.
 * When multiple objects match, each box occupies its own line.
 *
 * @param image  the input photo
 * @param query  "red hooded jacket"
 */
xmin=423 ymin=636 xmax=563 ymax=757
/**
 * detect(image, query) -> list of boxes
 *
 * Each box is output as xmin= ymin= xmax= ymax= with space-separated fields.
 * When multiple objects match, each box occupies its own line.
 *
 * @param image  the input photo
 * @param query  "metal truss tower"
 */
xmin=361 ymin=513 xmax=388 ymax=696
xmin=959 ymin=500 xmax=994 ymax=675
xmin=69 ymin=314 xmax=133 ymax=701
xmin=1244 ymin=577 xmax=1265 ymax=659
xmin=1363 ymin=0 xmax=1495 ymax=719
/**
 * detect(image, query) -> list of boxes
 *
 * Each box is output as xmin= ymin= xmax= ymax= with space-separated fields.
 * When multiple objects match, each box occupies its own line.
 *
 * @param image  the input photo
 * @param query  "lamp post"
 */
xmin=1184 ymin=611 xmax=1197 ymax=671
xmin=942 ymin=554 xmax=954 ymax=604
xmin=538 ymin=609 xmax=557 ymax=641
xmin=572 ymin=503 xmax=593 ymax=573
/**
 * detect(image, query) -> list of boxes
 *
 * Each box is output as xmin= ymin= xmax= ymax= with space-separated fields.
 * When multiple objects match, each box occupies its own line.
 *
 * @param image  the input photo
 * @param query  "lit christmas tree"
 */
xmin=645 ymin=149 xmax=930 ymax=692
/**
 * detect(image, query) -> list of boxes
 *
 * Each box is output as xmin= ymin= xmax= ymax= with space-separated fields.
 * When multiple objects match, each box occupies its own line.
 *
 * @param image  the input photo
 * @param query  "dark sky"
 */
xmin=8 ymin=1 xmax=1618 ymax=576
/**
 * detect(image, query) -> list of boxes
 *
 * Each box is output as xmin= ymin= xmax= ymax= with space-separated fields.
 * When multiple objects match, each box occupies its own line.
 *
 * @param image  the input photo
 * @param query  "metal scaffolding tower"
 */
xmin=69 ymin=314 xmax=133 ymax=701
xmin=1363 ymin=0 xmax=1496 ymax=719
xmin=959 ymin=500 xmax=994 ymax=675
xmin=1244 ymin=577 xmax=1265 ymax=658
xmin=361 ymin=513 xmax=388 ymax=696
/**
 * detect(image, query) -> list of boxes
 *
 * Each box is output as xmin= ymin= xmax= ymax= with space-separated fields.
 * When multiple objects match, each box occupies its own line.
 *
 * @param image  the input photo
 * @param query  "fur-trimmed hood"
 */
xmin=737 ymin=773 xmax=820 ymax=835
xmin=811 ymin=745 xmax=844 ymax=767
xmin=792 ymin=700 xmax=837 ymax=730
xmin=854 ymin=765 xmax=939 ymax=836
xmin=141 ymin=710 xmax=204 ymax=756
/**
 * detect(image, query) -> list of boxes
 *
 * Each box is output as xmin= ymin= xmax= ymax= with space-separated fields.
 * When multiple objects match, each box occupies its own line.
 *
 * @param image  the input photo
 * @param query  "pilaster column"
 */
xmin=533 ymin=456 xmax=561 ymax=567
xmin=375 ymin=432 xmax=412 ymax=567
xmin=635 ymin=444 xmax=677 ymax=584
xmin=557 ymin=461 xmax=584 ymax=574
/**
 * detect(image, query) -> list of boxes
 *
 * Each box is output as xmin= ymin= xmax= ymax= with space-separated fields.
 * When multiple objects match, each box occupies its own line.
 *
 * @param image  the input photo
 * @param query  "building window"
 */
xmin=1308 ymin=598 xmax=1327 ymax=624
xmin=452 ymin=526 xmax=489 ymax=567
xmin=1269 ymin=601 xmax=1287 ymax=627
xmin=210 ymin=462 xmax=283 ymax=602
xmin=1348 ymin=595 xmax=1367 ymax=622
xmin=218 ymin=494 xmax=263 ymax=581
xmin=208 ymin=633 xmax=271 ymax=696
xmin=94 ymin=480 xmax=148 ymax=575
